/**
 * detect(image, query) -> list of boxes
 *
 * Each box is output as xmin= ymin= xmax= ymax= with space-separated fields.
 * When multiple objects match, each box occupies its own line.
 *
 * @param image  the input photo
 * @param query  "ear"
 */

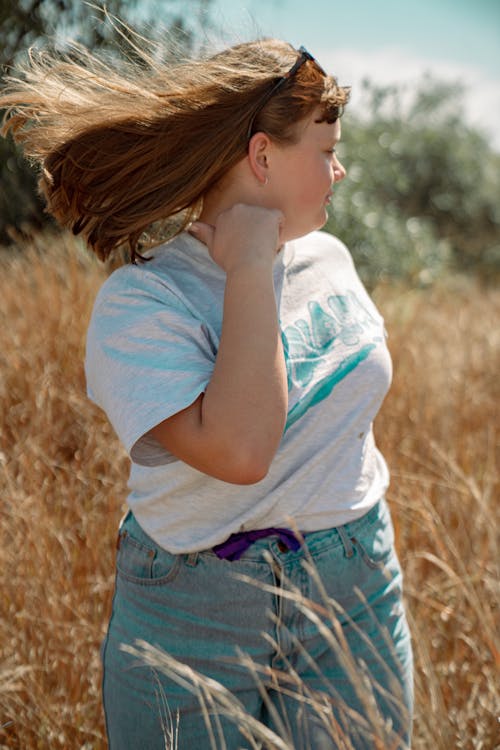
xmin=247 ymin=132 xmax=272 ymax=185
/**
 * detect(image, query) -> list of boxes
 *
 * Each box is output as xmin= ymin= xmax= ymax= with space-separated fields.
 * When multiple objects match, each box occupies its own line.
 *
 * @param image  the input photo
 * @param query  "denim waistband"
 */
xmin=211 ymin=499 xmax=385 ymax=562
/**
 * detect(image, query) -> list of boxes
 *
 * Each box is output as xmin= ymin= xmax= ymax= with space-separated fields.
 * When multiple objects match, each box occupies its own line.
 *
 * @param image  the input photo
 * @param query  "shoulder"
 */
xmin=93 ymin=261 xmax=168 ymax=305
xmin=290 ymin=230 xmax=356 ymax=269
xmin=294 ymin=230 xmax=353 ymax=259
xmin=92 ymin=235 xmax=205 ymax=315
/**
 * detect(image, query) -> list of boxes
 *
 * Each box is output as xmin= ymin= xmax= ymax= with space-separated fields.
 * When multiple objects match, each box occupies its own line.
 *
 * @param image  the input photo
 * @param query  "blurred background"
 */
xmin=1 ymin=0 xmax=499 ymax=285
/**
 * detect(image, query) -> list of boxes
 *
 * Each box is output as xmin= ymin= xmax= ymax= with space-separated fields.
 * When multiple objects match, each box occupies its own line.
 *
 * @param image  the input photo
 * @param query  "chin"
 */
xmin=309 ymin=213 xmax=329 ymax=234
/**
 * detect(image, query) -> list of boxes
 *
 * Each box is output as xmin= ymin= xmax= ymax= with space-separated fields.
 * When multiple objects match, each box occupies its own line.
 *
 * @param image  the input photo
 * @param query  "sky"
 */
xmin=206 ymin=0 xmax=500 ymax=150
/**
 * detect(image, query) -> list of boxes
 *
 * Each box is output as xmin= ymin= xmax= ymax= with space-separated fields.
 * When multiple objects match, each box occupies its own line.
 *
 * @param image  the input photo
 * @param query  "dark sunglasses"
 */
xmin=246 ymin=46 xmax=327 ymax=140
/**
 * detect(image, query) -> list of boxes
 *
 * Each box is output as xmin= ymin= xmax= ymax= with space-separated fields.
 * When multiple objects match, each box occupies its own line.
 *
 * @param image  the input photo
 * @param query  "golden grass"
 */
xmin=0 ymin=233 xmax=498 ymax=749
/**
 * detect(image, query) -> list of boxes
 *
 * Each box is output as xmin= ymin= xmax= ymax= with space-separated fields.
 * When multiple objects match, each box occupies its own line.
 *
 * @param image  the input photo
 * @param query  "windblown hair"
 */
xmin=1 ymin=34 xmax=350 ymax=262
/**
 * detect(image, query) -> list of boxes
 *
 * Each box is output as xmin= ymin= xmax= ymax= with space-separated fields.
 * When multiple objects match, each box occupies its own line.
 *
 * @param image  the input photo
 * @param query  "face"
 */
xmin=265 ymin=110 xmax=346 ymax=242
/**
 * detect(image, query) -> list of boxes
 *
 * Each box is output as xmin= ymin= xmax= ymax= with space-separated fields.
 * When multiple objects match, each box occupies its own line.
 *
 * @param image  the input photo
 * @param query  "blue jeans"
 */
xmin=102 ymin=499 xmax=413 ymax=749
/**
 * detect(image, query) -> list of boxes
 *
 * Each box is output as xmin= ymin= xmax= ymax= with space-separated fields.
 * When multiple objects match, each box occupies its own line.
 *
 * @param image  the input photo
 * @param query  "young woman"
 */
xmin=1 ymin=37 xmax=413 ymax=749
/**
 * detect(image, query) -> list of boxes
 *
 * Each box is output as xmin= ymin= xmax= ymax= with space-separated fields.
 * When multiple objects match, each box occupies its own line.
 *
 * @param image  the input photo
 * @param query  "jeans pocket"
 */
xmin=116 ymin=528 xmax=181 ymax=585
xmin=350 ymin=501 xmax=396 ymax=571
xmin=351 ymin=536 xmax=387 ymax=569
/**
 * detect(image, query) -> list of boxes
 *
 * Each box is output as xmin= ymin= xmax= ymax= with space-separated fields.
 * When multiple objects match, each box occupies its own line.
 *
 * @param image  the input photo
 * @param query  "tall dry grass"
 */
xmin=0 ymin=233 xmax=498 ymax=749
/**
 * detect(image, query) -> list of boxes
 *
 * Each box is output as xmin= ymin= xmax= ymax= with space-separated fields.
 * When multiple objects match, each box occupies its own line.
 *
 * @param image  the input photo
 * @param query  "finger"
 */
xmin=188 ymin=221 xmax=215 ymax=250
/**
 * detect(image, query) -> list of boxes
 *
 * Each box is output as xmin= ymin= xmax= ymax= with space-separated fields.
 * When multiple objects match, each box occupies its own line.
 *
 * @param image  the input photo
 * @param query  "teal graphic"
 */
xmin=282 ymin=291 xmax=381 ymax=430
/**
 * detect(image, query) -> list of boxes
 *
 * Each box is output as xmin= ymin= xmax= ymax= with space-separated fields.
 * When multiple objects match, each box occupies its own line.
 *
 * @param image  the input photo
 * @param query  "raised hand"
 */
xmin=189 ymin=204 xmax=284 ymax=273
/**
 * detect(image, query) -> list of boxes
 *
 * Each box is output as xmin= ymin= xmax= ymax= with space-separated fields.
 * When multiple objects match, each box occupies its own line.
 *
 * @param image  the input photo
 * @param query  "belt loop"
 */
xmin=185 ymin=552 xmax=199 ymax=567
xmin=337 ymin=524 xmax=354 ymax=558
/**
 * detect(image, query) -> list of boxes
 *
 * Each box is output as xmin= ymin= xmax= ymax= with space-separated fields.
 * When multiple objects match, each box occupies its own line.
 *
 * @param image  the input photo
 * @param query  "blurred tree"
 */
xmin=327 ymin=77 xmax=500 ymax=284
xmin=0 ymin=0 xmax=213 ymax=244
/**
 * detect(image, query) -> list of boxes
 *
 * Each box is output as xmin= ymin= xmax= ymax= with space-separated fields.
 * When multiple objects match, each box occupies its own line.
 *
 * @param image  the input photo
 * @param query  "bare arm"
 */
xmin=149 ymin=204 xmax=288 ymax=484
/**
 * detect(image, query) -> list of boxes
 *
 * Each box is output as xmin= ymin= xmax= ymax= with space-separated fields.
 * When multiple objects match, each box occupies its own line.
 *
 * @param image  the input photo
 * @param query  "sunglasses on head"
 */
xmin=246 ymin=46 xmax=326 ymax=140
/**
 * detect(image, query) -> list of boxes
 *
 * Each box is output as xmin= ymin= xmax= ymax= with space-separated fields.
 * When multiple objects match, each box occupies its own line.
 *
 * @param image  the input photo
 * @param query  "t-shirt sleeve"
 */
xmin=85 ymin=267 xmax=216 ymax=466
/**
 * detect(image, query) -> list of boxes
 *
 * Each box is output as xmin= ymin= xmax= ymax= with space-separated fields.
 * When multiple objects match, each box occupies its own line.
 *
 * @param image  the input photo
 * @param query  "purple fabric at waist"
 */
xmin=213 ymin=527 xmax=302 ymax=561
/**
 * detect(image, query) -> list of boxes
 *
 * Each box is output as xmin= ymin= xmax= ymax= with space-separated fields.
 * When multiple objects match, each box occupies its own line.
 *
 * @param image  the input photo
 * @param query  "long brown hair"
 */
xmin=1 ymin=35 xmax=350 ymax=262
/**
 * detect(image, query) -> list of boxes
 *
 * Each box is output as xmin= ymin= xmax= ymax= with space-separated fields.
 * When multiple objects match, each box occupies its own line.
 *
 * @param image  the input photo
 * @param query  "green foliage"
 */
xmin=0 ymin=137 xmax=49 ymax=243
xmin=327 ymin=78 xmax=500 ymax=285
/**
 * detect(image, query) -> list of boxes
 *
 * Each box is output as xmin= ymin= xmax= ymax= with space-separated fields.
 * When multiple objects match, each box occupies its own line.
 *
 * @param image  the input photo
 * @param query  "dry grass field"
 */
xmin=0 ymin=233 xmax=498 ymax=749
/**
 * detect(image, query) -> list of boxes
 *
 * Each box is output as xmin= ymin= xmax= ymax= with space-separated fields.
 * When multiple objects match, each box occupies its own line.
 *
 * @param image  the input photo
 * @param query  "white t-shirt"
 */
xmin=85 ymin=230 xmax=392 ymax=553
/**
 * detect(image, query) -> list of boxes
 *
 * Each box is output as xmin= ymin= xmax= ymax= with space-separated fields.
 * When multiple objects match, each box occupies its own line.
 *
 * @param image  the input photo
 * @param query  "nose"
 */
xmin=333 ymin=159 xmax=347 ymax=183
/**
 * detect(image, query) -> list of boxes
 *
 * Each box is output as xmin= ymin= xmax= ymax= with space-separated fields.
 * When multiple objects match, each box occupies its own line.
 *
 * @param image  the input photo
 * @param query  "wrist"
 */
xmin=224 ymin=255 xmax=275 ymax=277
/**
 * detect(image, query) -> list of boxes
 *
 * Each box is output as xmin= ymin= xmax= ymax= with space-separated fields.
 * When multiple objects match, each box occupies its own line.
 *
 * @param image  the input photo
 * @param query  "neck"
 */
xmin=198 ymin=160 xmax=267 ymax=227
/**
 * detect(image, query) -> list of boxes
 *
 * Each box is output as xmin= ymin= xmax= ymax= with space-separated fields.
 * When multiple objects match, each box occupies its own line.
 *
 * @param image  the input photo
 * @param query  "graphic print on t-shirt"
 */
xmin=282 ymin=290 xmax=383 ymax=430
